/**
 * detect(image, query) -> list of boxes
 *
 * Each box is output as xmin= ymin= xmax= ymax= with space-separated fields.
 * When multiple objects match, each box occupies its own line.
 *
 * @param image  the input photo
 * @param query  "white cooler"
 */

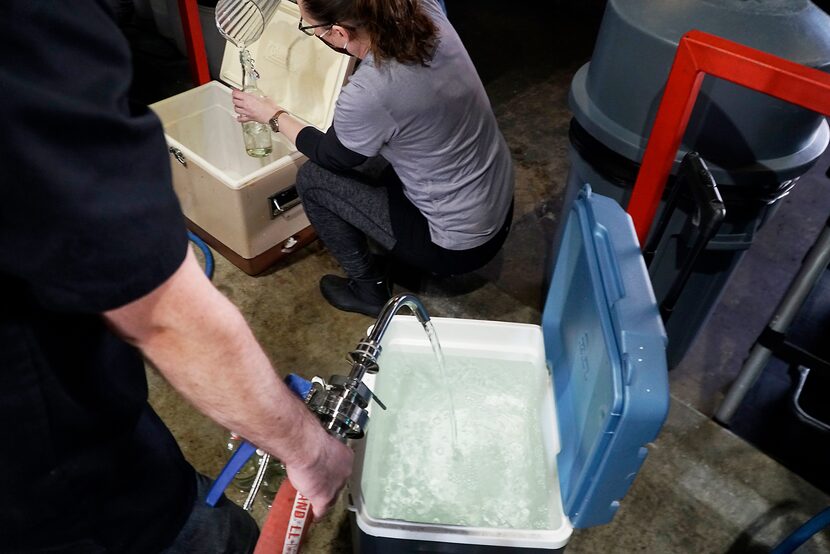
xmin=348 ymin=188 xmax=671 ymax=552
xmin=150 ymin=1 xmax=354 ymax=274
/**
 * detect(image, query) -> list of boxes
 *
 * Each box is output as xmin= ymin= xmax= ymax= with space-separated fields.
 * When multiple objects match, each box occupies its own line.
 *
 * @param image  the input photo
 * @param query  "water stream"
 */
xmin=422 ymin=321 xmax=459 ymax=447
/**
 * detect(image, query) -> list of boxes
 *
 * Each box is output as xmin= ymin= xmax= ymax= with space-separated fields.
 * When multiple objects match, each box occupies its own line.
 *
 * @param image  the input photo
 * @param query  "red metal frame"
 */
xmin=628 ymin=29 xmax=830 ymax=246
xmin=177 ymin=0 xmax=211 ymax=86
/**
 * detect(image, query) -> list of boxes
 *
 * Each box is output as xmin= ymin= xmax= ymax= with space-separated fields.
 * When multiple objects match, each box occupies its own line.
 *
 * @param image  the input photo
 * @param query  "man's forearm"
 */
xmin=103 ymin=248 xmax=323 ymax=468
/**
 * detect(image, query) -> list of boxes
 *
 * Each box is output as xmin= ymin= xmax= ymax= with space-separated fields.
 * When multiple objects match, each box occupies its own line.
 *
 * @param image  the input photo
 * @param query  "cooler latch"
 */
xmin=269 ymin=186 xmax=301 ymax=217
xmin=169 ymin=146 xmax=187 ymax=167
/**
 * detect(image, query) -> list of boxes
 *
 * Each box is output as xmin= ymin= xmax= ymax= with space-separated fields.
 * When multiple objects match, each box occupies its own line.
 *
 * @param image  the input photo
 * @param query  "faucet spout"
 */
xmin=348 ymin=293 xmax=431 ymax=382
xmin=302 ymin=293 xmax=432 ymax=441
xmin=368 ymin=293 xmax=430 ymax=345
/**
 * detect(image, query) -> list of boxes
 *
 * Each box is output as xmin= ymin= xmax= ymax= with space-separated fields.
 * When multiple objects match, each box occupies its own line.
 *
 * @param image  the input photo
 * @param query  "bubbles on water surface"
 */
xmin=363 ymin=352 xmax=553 ymax=530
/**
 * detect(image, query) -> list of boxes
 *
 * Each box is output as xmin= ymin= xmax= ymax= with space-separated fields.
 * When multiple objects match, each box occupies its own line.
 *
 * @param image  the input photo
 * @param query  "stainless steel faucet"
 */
xmin=304 ymin=293 xmax=431 ymax=441
xmin=349 ymin=293 xmax=431 ymax=382
xmin=208 ymin=293 xmax=432 ymax=511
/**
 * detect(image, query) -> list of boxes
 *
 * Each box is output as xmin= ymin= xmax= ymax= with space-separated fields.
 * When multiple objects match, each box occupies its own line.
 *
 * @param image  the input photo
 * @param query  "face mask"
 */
xmin=317 ymin=34 xmax=351 ymax=56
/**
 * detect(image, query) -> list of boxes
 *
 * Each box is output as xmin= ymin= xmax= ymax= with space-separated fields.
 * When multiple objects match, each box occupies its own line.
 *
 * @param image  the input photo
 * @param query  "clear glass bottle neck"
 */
xmin=239 ymin=49 xmax=259 ymax=91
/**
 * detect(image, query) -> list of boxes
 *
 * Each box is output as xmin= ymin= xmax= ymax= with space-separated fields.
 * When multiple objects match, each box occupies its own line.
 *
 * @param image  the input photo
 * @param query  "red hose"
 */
xmin=253 ymin=480 xmax=313 ymax=554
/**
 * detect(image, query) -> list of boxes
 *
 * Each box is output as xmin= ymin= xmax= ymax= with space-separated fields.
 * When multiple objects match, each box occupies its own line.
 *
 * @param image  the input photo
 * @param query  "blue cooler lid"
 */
xmin=542 ymin=186 xmax=669 ymax=528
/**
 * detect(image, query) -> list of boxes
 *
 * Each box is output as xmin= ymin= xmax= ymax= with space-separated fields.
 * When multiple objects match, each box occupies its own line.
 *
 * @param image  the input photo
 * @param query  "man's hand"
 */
xmin=232 ymin=89 xmax=280 ymax=124
xmin=284 ymin=424 xmax=354 ymax=520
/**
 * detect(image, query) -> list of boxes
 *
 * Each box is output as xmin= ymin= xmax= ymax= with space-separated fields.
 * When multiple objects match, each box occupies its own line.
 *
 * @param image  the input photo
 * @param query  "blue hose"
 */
xmin=771 ymin=506 xmax=830 ymax=554
xmin=206 ymin=374 xmax=313 ymax=506
xmin=187 ymin=230 xmax=214 ymax=280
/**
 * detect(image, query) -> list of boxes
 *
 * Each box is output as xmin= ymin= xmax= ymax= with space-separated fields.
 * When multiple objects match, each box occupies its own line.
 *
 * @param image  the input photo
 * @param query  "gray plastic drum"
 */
xmin=570 ymin=0 xmax=830 ymax=184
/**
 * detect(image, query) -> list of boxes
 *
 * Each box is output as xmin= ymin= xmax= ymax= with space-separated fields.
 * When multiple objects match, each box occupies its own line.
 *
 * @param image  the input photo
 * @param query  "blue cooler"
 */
xmin=348 ymin=186 xmax=670 ymax=552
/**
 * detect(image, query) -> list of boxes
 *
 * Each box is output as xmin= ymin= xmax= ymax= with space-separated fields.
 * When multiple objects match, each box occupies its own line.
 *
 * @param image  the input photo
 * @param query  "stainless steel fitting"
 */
xmin=303 ymin=293 xmax=431 ymax=441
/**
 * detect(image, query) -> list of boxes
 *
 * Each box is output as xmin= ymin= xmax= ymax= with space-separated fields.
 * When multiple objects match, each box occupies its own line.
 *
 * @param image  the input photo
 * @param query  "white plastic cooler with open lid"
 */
xmin=348 ymin=187 xmax=671 ymax=553
xmin=150 ymin=1 xmax=353 ymax=274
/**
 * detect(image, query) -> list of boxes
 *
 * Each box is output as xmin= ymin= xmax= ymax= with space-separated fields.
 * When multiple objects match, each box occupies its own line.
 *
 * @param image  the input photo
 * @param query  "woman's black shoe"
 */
xmin=319 ymin=274 xmax=391 ymax=317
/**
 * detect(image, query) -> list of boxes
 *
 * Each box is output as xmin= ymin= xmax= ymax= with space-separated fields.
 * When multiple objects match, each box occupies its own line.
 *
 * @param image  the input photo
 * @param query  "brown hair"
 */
xmin=302 ymin=0 xmax=438 ymax=66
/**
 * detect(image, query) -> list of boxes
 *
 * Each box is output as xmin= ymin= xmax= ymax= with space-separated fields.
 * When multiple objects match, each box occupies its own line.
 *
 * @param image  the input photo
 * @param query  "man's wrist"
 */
xmin=278 ymin=407 xmax=324 ymax=468
xmin=268 ymin=109 xmax=289 ymax=133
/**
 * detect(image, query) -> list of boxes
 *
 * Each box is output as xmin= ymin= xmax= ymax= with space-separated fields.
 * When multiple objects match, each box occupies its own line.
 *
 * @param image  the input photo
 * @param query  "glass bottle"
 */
xmin=239 ymin=49 xmax=273 ymax=158
xmin=260 ymin=458 xmax=287 ymax=508
xmin=224 ymin=431 xmax=262 ymax=492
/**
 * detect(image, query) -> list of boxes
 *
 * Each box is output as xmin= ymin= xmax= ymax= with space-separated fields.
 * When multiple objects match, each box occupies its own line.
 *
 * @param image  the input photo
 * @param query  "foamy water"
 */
xmin=362 ymin=352 xmax=553 ymax=529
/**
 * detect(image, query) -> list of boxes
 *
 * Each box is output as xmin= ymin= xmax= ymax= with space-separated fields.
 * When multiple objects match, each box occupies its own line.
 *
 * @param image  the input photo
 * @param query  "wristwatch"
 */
xmin=268 ymin=109 xmax=289 ymax=133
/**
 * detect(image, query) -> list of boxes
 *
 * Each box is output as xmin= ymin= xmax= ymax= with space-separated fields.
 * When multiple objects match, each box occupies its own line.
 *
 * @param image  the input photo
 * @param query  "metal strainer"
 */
xmin=215 ymin=0 xmax=281 ymax=48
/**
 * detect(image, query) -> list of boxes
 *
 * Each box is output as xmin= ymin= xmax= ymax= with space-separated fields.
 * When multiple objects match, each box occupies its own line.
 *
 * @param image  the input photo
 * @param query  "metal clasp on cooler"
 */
xmin=269 ymin=186 xmax=301 ymax=218
xmin=169 ymin=146 xmax=187 ymax=166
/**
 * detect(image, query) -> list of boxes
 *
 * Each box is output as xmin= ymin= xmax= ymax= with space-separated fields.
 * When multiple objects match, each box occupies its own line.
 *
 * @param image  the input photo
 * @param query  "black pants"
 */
xmin=295 ymin=160 xmax=513 ymax=279
xmin=161 ymin=473 xmax=259 ymax=554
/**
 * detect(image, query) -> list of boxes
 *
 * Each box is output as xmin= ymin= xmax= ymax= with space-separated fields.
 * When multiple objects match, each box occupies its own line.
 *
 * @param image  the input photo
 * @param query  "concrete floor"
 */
xmin=136 ymin=2 xmax=830 ymax=552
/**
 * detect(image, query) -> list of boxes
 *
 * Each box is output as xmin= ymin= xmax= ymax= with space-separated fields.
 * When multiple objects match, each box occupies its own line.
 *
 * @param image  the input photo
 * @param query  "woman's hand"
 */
xmin=232 ymin=89 xmax=280 ymax=124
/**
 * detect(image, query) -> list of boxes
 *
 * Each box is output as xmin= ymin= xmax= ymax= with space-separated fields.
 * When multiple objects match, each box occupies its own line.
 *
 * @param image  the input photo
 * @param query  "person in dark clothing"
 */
xmin=0 ymin=2 xmax=352 ymax=552
xmin=233 ymin=0 xmax=514 ymax=317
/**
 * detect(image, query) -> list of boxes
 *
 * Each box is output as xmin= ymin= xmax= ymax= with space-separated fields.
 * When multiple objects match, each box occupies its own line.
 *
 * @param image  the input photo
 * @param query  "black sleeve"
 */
xmin=0 ymin=1 xmax=188 ymax=313
xmin=296 ymin=125 xmax=369 ymax=172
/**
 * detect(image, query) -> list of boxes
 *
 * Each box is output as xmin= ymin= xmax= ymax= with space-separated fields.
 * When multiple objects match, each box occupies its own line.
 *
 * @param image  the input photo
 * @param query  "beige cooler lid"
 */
xmin=218 ymin=0 xmax=352 ymax=130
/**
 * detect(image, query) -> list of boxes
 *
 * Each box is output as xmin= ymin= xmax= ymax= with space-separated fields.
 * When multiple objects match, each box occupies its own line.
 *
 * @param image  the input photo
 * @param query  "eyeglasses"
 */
xmin=298 ymin=17 xmax=333 ymax=36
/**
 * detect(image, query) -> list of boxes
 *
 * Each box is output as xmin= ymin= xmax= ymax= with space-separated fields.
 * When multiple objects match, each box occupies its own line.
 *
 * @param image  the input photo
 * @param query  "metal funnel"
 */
xmin=215 ymin=0 xmax=281 ymax=48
